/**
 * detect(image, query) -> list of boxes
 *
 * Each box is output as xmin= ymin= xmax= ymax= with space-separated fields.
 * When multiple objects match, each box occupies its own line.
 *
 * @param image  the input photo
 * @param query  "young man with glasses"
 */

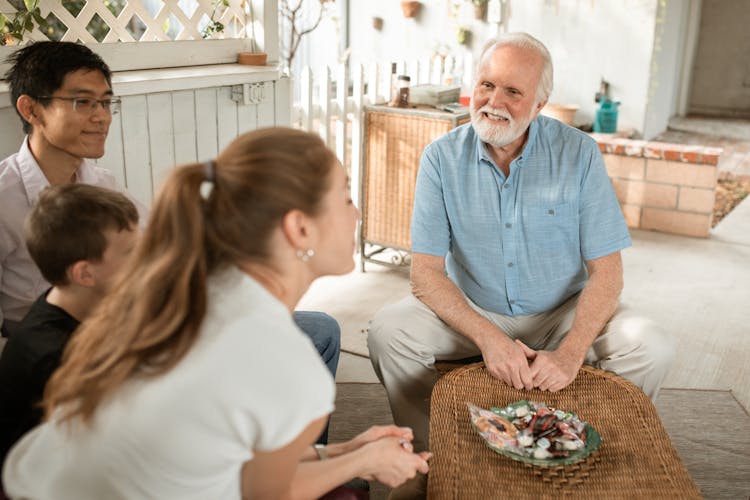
xmin=0 ymin=42 xmax=129 ymax=340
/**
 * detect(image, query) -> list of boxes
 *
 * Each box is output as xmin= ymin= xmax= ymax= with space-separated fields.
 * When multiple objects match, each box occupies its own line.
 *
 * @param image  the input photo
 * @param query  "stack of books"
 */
xmin=409 ymin=84 xmax=461 ymax=107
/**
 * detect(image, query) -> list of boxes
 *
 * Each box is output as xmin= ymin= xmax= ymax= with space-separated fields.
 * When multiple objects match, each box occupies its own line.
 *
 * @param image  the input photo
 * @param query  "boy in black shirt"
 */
xmin=0 ymin=184 xmax=139 ymax=468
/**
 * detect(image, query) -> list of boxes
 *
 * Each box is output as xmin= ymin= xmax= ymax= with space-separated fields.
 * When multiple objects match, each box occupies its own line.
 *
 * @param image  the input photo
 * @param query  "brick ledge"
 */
xmin=592 ymin=135 xmax=722 ymax=166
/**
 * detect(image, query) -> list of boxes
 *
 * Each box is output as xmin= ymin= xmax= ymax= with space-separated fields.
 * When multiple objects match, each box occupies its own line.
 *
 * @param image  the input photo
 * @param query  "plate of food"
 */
xmin=468 ymin=400 xmax=601 ymax=466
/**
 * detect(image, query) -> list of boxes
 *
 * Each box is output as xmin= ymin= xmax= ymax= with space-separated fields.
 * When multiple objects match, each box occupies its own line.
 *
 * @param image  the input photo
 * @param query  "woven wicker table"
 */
xmin=428 ymin=363 xmax=701 ymax=499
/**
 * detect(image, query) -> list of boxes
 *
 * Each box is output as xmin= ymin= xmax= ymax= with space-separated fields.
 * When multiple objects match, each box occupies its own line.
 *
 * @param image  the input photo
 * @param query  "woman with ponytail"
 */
xmin=2 ymin=128 xmax=430 ymax=499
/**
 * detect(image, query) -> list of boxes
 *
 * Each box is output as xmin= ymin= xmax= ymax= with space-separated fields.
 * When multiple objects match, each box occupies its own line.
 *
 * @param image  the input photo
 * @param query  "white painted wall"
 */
xmin=348 ymin=0 xmax=490 ymax=93
xmin=503 ymin=0 xmax=660 ymax=136
xmin=345 ymin=0 xmax=693 ymax=139
xmin=642 ymin=0 xmax=693 ymax=139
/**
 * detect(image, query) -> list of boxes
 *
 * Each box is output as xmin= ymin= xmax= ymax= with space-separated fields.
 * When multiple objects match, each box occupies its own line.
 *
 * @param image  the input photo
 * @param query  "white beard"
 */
xmin=470 ymin=102 xmax=535 ymax=148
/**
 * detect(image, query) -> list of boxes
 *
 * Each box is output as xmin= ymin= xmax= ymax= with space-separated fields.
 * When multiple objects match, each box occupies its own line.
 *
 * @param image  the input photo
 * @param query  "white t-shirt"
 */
xmin=2 ymin=267 xmax=336 ymax=499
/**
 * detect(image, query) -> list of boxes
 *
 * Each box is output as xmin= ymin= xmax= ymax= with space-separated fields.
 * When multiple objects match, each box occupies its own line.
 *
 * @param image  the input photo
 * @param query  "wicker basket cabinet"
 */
xmin=360 ymin=105 xmax=470 ymax=270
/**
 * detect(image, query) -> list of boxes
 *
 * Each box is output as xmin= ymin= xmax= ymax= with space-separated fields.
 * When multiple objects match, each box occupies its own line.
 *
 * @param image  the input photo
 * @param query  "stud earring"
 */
xmin=296 ymin=248 xmax=314 ymax=262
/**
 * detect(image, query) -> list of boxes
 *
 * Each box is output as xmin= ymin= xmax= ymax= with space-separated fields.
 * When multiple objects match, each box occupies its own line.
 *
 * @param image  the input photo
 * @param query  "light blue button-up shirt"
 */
xmin=411 ymin=115 xmax=631 ymax=316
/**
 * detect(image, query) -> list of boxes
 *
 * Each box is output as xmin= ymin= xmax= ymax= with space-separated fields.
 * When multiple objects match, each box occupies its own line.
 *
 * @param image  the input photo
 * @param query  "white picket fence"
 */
xmin=291 ymin=54 xmax=473 ymax=206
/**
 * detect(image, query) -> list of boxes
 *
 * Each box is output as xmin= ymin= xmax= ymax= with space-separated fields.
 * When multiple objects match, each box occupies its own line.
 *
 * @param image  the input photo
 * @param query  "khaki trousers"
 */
xmin=367 ymin=292 xmax=675 ymax=452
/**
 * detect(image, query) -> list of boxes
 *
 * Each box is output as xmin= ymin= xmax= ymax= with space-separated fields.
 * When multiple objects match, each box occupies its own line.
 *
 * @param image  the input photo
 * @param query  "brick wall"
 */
xmin=593 ymin=136 xmax=723 ymax=238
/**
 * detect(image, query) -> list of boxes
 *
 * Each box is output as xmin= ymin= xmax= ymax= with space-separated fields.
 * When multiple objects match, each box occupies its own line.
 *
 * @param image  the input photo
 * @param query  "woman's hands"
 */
xmin=348 ymin=425 xmax=412 ymax=451
xmin=336 ymin=425 xmax=430 ymax=488
xmin=249 ymin=422 xmax=430 ymax=497
xmin=355 ymin=436 xmax=431 ymax=488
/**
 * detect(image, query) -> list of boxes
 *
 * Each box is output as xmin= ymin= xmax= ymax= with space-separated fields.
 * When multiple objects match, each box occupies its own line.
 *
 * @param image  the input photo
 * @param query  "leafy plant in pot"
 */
xmin=456 ymin=26 xmax=471 ymax=46
xmin=468 ymin=0 xmax=488 ymax=20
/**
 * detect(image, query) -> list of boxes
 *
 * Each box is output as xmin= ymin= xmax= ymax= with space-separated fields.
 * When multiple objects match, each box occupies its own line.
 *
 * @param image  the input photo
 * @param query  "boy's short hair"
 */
xmin=4 ymin=41 xmax=112 ymax=134
xmin=25 ymin=184 xmax=139 ymax=286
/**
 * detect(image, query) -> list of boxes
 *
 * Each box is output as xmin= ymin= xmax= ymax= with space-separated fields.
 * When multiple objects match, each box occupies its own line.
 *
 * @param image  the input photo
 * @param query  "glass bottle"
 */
xmin=396 ymin=75 xmax=410 ymax=107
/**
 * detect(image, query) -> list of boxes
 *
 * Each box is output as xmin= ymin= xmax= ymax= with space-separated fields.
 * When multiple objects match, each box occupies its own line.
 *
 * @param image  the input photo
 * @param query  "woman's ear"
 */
xmin=280 ymin=209 xmax=314 ymax=250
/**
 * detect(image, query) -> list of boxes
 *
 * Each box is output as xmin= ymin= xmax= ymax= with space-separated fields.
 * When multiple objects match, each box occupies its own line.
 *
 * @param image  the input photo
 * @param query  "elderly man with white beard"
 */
xmin=367 ymin=31 xmax=674 ymax=499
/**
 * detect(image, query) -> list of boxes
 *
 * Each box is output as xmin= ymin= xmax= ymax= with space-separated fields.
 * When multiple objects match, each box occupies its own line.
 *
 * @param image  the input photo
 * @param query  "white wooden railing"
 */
xmin=0 ymin=0 xmax=277 ymax=73
xmin=291 ymin=54 xmax=473 ymax=206
xmin=0 ymin=0 xmax=258 ymax=43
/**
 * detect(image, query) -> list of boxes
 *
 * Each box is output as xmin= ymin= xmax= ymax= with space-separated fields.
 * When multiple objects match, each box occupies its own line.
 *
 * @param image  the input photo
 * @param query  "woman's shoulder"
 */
xmin=199 ymin=284 xmax=328 ymax=378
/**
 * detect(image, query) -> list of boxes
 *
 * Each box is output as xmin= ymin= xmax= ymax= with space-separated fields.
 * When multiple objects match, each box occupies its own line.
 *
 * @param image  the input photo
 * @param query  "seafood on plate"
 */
xmin=468 ymin=401 xmax=592 ymax=460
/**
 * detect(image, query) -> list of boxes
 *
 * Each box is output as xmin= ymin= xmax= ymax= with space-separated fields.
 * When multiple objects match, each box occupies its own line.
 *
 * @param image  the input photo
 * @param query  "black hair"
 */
xmin=4 ymin=41 xmax=112 ymax=134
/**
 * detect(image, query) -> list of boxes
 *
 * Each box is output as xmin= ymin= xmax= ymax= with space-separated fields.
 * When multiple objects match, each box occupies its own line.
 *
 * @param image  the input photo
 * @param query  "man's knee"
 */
xmin=367 ymin=303 xmax=403 ymax=361
xmin=293 ymin=311 xmax=341 ymax=352
xmin=617 ymin=314 xmax=676 ymax=373
xmin=643 ymin=322 xmax=675 ymax=374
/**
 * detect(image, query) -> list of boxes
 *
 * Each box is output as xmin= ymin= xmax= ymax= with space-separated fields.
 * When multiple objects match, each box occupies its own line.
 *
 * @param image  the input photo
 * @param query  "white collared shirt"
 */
xmin=0 ymin=137 xmax=129 ymax=328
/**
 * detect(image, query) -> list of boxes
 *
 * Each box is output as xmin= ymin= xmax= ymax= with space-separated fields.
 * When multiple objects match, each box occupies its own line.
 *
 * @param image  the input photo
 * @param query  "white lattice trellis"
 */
xmin=0 ymin=0 xmax=257 ymax=43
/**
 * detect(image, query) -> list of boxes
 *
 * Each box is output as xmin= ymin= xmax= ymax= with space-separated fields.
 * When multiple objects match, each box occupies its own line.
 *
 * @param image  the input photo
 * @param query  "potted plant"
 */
xmin=469 ymin=0 xmax=488 ymax=21
xmin=456 ymin=26 xmax=471 ymax=46
xmin=400 ymin=1 xmax=421 ymax=18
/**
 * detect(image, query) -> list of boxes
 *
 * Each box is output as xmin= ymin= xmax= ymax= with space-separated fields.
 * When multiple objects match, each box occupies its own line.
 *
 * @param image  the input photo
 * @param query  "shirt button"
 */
xmin=505 ymin=223 xmax=512 ymax=228
xmin=507 ymin=262 xmax=514 ymax=268
xmin=504 ymin=184 xmax=510 ymax=189
xmin=510 ymin=300 xmax=516 ymax=305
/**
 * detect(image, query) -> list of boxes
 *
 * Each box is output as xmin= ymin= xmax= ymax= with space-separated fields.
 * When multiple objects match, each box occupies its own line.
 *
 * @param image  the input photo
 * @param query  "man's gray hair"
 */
xmin=476 ymin=32 xmax=554 ymax=104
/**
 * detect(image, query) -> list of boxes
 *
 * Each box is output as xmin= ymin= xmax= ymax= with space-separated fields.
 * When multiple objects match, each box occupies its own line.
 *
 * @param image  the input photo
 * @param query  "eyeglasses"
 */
xmin=34 ymin=96 xmax=122 ymax=115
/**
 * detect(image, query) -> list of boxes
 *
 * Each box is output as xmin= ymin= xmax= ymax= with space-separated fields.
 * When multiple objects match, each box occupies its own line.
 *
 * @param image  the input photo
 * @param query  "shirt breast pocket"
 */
xmin=521 ymin=202 xmax=579 ymax=252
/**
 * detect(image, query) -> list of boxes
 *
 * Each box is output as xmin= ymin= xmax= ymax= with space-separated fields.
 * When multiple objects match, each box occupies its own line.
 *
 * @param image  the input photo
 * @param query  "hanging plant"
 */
xmin=0 ymin=0 xmax=47 ymax=46
xmin=202 ymin=0 xmax=229 ymax=39
xmin=468 ymin=0 xmax=488 ymax=21
xmin=456 ymin=25 xmax=471 ymax=45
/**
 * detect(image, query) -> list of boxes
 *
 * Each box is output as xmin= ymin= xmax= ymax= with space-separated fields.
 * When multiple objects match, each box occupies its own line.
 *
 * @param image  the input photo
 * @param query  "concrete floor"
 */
xmin=299 ymin=198 xmax=750 ymax=412
xmin=667 ymin=116 xmax=750 ymax=142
